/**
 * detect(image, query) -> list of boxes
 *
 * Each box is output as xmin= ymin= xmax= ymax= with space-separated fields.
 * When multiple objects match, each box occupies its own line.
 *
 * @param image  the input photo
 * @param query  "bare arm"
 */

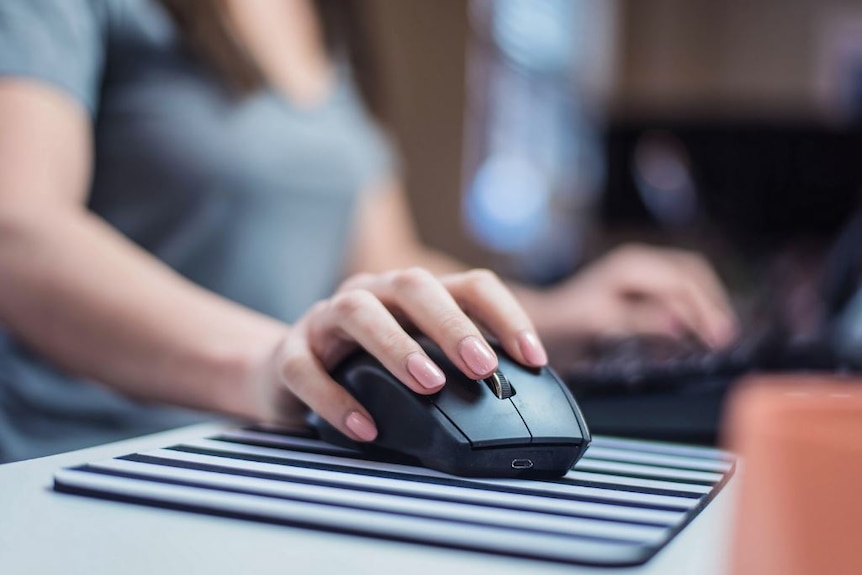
xmin=0 ymin=80 xmax=285 ymax=418
xmin=0 ymin=81 xmax=549 ymax=443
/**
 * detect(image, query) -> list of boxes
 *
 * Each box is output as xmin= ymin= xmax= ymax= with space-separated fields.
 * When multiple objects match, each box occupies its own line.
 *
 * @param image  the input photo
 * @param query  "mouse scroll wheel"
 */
xmin=484 ymin=370 xmax=515 ymax=399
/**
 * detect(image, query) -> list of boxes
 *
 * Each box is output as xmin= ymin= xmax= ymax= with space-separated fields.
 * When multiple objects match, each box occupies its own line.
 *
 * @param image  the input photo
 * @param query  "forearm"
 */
xmin=0 ymin=205 xmax=286 ymax=419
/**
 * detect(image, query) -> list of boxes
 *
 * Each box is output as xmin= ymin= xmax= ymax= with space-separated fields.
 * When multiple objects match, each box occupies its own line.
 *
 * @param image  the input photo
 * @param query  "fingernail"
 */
xmin=517 ymin=330 xmax=548 ymax=366
xmin=345 ymin=411 xmax=377 ymax=441
xmin=458 ymin=335 xmax=497 ymax=377
xmin=407 ymin=352 xmax=446 ymax=389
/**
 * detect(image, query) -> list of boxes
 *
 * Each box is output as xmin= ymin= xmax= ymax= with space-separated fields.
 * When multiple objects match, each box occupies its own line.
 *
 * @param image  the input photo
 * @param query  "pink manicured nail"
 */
xmin=517 ymin=330 xmax=548 ymax=366
xmin=407 ymin=352 xmax=446 ymax=389
xmin=458 ymin=335 xmax=497 ymax=377
xmin=345 ymin=411 xmax=377 ymax=441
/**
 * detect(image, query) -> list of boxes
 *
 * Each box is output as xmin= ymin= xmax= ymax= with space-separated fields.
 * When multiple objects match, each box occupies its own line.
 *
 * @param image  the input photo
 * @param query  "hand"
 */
xmin=525 ymin=244 xmax=738 ymax=349
xmin=249 ymin=268 xmax=548 ymax=442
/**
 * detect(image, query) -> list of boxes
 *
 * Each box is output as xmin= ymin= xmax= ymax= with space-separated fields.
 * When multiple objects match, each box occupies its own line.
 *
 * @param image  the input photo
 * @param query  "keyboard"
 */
xmin=561 ymin=331 xmax=861 ymax=397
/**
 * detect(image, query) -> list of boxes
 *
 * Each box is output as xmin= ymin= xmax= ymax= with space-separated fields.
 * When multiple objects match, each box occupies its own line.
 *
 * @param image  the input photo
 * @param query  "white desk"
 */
xmin=0 ymin=424 xmax=737 ymax=575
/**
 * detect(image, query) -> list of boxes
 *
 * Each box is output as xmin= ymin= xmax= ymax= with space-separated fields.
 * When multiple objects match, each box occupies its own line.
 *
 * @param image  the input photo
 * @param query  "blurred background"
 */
xmin=349 ymin=0 xmax=862 ymax=289
xmin=338 ymin=0 xmax=862 ymax=442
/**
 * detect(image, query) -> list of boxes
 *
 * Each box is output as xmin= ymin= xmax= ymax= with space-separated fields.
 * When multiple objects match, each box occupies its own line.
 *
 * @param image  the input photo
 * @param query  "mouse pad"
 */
xmin=53 ymin=426 xmax=735 ymax=567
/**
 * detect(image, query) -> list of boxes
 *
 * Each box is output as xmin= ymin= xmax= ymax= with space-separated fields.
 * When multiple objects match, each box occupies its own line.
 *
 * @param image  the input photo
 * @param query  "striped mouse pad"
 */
xmin=54 ymin=426 xmax=735 ymax=567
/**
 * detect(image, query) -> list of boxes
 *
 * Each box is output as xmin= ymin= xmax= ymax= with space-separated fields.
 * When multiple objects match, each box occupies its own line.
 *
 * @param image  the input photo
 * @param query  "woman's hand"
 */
xmin=523 ymin=244 xmax=739 ymax=350
xmin=250 ymin=268 xmax=548 ymax=442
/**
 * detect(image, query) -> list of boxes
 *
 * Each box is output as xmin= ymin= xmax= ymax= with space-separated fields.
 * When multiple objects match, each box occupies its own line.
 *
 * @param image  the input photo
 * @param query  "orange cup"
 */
xmin=724 ymin=376 xmax=862 ymax=575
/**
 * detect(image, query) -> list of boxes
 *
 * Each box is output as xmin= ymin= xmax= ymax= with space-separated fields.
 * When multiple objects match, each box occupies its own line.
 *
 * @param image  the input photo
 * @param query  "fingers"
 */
xmin=275 ymin=266 xmax=549 ymax=440
xmin=276 ymin=334 xmax=378 ymax=442
xmin=648 ymin=279 xmax=733 ymax=348
xmin=643 ymin=255 xmax=736 ymax=348
xmin=346 ymin=268 xmax=548 ymax=376
xmin=610 ymin=245 xmax=738 ymax=347
xmin=668 ymin=252 xmax=739 ymax=345
xmin=346 ymin=267 xmax=499 ymax=379
xmin=309 ymin=288 xmax=446 ymax=393
xmin=675 ymin=278 xmax=736 ymax=347
xmin=630 ymin=292 xmax=726 ymax=349
xmin=441 ymin=269 xmax=547 ymax=367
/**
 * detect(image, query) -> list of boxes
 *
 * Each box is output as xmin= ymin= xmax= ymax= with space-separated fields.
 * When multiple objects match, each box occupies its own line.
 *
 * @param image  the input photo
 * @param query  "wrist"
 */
xmin=209 ymin=323 xmax=289 ymax=421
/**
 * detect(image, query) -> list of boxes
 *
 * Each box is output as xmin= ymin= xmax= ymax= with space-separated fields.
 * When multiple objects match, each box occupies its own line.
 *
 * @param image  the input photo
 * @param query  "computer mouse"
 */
xmin=311 ymin=336 xmax=591 ymax=478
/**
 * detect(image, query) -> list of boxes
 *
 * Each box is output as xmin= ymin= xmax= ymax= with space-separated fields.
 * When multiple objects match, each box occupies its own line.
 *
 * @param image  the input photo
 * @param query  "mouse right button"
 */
xmin=510 ymin=369 xmax=587 ymax=444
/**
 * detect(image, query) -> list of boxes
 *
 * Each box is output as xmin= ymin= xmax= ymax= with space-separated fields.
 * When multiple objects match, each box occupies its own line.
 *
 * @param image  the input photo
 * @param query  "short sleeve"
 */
xmin=0 ymin=0 xmax=106 ymax=115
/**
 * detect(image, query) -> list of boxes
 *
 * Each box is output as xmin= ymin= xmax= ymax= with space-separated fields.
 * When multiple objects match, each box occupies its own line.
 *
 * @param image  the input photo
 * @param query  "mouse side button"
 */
xmin=333 ymin=360 xmax=439 ymax=451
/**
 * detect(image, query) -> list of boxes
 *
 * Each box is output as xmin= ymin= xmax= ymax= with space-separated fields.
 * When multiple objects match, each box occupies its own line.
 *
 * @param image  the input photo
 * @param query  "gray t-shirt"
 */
xmin=0 ymin=0 xmax=393 ymax=461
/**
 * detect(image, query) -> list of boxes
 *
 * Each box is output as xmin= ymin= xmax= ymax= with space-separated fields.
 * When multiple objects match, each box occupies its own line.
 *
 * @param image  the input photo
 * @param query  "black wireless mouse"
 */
xmin=312 ymin=336 xmax=591 ymax=478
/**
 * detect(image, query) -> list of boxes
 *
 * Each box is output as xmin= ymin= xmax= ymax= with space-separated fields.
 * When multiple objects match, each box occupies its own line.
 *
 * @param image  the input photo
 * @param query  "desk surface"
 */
xmin=0 ymin=424 xmax=737 ymax=575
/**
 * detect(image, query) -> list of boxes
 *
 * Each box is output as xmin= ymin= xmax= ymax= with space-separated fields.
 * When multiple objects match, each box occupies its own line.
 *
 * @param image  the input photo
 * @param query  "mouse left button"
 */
xmin=432 ymin=383 xmax=531 ymax=448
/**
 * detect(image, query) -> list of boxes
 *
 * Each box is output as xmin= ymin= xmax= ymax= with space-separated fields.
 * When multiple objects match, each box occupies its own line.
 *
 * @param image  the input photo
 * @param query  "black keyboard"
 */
xmin=561 ymin=331 xmax=861 ymax=397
